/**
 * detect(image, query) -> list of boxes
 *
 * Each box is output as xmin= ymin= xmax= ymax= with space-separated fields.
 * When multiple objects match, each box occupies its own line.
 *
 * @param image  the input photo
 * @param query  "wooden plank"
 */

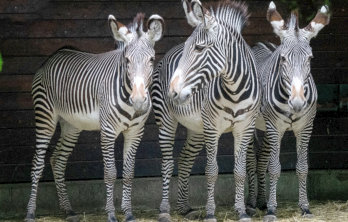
xmin=0 ymin=92 xmax=33 ymax=110
xmin=1 ymin=56 xmax=47 ymax=75
xmin=2 ymin=38 xmax=347 ymax=70
xmin=0 ymin=75 xmax=33 ymax=93
xmin=0 ymin=0 xmax=47 ymax=13
xmin=0 ymin=116 xmax=347 ymax=148
xmin=2 ymin=151 xmax=347 ymax=183
xmin=0 ymin=110 xmax=35 ymax=128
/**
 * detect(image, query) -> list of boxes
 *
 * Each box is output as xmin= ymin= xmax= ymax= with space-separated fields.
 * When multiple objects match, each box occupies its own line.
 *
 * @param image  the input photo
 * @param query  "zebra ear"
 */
xmin=147 ymin=14 xmax=164 ymax=43
xmin=182 ymin=0 xmax=201 ymax=27
xmin=108 ymin=15 xmax=132 ymax=43
xmin=267 ymin=1 xmax=286 ymax=38
xmin=191 ymin=0 xmax=216 ymax=29
xmin=301 ymin=5 xmax=330 ymax=40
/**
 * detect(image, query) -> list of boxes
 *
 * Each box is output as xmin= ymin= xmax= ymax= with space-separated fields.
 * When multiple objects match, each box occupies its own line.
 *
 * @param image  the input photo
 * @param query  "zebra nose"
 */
xmin=289 ymin=99 xmax=306 ymax=113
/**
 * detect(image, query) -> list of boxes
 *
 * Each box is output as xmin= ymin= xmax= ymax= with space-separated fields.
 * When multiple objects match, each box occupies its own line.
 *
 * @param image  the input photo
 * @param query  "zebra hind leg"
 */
xmin=158 ymin=118 xmax=178 ymax=222
xmin=25 ymin=105 xmax=58 ymax=221
xmin=246 ymin=137 xmax=257 ymax=217
xmin=177 ymin=130 xmax=204 ymax=220
xmin=51 ymin=121 xmax=81 ymax=222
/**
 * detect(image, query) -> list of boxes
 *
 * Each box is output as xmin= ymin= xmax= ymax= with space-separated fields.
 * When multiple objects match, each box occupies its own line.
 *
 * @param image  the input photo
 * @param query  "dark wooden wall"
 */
xmin=0 ymin=0 xmax=347 ymax=183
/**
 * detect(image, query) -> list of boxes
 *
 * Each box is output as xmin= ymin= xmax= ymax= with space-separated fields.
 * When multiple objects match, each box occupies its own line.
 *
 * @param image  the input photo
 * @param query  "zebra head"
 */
xmin=169 ymin=0 xmax=248 ymax=104
xmin=267 ymin=1 xmax=330 ymax=113
xmin=109 ymin=13 xmax=164 ymax=113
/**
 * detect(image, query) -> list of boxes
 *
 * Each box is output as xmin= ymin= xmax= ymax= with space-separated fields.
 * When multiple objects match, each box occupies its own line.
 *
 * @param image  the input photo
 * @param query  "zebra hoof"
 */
xmin=246 ymin=205 xmax=257 ymax=217
xmin=107 ymin=214 xmax=118 ymax=222
xmin=125 ymin=214 xmax=136 ymax=222
xmin=203 ymin=214 xmax=217 ymax=222
xmin=183 ymin=208 xmax=202 ymax=220
xmin=302 ymin=209 xmax=314 ymax=218
xmin=158 ymin=213 xmax=171 ymax=222
xmin=24 ymin=213 xmax=35 ymax=222
xmin=66 ymin=215 xmax=80 ymax=222
xmin=239 ymin=213 xmax=251 ymax=222
xmin=263 ymin=214 xmax=277 ymax=222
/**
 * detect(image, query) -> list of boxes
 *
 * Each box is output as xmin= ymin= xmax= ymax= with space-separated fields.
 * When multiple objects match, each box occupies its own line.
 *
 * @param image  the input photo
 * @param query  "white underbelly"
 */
xmin=176 ymin=112 xmax=203 ymax=133
xmin=59 ymin=110 xmax=101 ymax=131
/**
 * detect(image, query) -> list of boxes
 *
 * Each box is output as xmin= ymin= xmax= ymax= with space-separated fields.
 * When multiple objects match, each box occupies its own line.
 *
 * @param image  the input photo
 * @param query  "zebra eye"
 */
xmin=194 ymin=44 xmax=205 ymax=52
xmin=150 ymin=57 xmax=155 ymax=63
xmin=125 ymin=57 xmax=130 ymax=64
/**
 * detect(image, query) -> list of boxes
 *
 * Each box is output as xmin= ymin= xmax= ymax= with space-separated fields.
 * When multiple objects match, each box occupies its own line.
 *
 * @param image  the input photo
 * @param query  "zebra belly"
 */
xmin=175 ymin=112 xmax=204 ymax=133
xmin=59 ymin=111 xmax=101 ymax=131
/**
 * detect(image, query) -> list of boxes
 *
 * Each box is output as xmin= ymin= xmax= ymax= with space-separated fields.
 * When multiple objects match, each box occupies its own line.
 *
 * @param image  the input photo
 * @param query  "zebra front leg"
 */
xmin=177 ymin=130 xmax=204 ymax=219
xmin=203 ymin=129 xmax=220 ymax=222
xmin=51 ymin=122 xmax=81 ymax=222
xmin=232 ymin=124 xmax=255 ymax=222
xmin=121 ymin=127 xmax=145 ymax=222
xmin=295 ymin=125 xmax=313 ymax=217
xmin=101 ymin=129 xmax=119 ymax=222
xmin=25 ymin=109 xmax=57 ymax=222
xmin=246 ymin=136 xmax=257 ymax=217
xmin=158 ymin=118 xmax=178 ymax=222
xmin=264 ymin=129 xmax=283 ymax=222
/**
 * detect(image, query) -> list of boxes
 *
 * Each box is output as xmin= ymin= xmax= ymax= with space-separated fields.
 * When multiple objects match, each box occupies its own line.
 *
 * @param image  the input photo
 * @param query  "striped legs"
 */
xmin=246 ymin=136 xmax=257 ymax=215
xmin=203 ymin=128 xmax=220 ymax=222
xmin=232 ymin=123 xmax=255 ymax=221
xmin=121 ymin=127 xmax=144 ymax=222
xmin=100 ymin=128 xmax=119 ymax=222
xmin=50 ymin=121 xmax=80 ymax=220
xmin=295 ymin=124 xmax=313 ymax=216
xmin=158 ymin=117 xmax=178 ymax=221
xmin=259 ymin=126 xmax=284 ymax=221
xmin=25 ymin=109 xmax=57 ymax=222
xmin=177 ymin=130 xmax=204 ymax=215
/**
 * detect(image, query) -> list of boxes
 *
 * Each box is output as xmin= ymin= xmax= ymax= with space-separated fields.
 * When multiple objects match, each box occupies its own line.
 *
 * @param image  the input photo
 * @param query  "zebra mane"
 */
xmin=127 ymin=12 xmax=145 ymax=37
xmin=286 ymin=12 xmax=299 ymax=31
xmin=206 ymin=0 xmax=249 ymax=33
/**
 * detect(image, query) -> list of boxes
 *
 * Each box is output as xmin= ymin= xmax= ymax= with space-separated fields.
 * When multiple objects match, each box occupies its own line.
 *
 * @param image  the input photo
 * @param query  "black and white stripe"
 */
xmin=25 ymin=13 xmax=164 ymax=222
xmin=151 ymin=1 xmax=260 ymax=221
xmin=247 ymin=2 xmax=330 ymax=221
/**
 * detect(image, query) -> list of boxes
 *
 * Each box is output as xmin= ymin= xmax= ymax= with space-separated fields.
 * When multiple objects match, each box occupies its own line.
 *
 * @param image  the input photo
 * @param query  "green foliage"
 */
xmin=279 ymin=0 xmax=331 ymax=23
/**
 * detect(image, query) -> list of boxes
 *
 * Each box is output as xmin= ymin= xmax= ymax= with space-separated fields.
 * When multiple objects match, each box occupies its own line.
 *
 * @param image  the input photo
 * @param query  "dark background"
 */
xmin=0 ymin=0 xmax=347 ymax=183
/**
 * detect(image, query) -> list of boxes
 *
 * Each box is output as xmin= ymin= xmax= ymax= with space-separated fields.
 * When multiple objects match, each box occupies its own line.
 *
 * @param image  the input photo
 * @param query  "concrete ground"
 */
xmin=1 ymin=170 xmax=348 ymax=221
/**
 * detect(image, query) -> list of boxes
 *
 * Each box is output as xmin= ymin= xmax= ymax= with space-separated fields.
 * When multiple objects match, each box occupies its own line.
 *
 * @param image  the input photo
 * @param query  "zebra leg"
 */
xmin=246 ymin=137 xmax=257 ymax=216
xmin=25 ymin=111 xmax=57 ymax=222
xmin=295 ymin=125 xmax=313 ymax=217
xmin=232 ymin=125 xmax=255 ymax=222
xmin=158 ymin=118 xmax=178 ymax=222
xmin=256 ymin=133 xmax=271 ymax=210
xmin=177 ymin=130 xmax=204 ymax=219
xmin=203 ymin=129 xmax=220 ymax=222
xmin=101 ymin=129 xmax=119 ymax=222
xmin=121 ymin=127 xmax=145 ymax=222
xmin=50 ymin=121 xmax=81 ymax=222
xmin=264 ymin=129 xmax=282 ymax=222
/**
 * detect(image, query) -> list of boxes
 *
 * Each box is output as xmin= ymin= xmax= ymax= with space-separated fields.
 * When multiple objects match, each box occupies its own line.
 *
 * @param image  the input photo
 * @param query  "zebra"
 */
xmin=24 ymin=13 xmax=164 ymax=222
xmin=151 ymin=1 xmax=260 ymax=221
xmin=247 ymin=2 xmax=330 ymax=221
